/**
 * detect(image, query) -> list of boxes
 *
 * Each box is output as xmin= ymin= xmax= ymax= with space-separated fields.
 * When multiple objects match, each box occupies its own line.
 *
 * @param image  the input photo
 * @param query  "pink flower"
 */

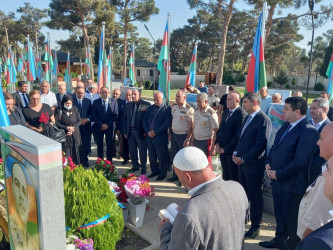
xmin=96 ymin=158 xmax=102 ymax=164
xmin=105 ymin=160 xmax=111 ymax=165
xmin=103 ymin=164 xmax=107 ymax=168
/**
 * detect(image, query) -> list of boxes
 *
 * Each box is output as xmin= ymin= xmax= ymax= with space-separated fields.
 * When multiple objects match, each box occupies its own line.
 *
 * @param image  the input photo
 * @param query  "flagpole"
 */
xmin=262 ymin=2 xmax=267 ymax=46
xmin=166 ymin=12 xmax=171 ymax=105
xmin=27 ymin=35 xmax=31 ymax=91
xmin=133 ymin=43 xmax=136 ymax=85
xmin=102 ymin=21 xmax=106 ymax=89
xmin=110 ymin=46 xmax=113 ymax=91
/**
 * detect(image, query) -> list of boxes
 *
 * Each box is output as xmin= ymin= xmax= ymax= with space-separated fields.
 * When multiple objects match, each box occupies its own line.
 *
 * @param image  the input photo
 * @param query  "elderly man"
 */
xmin=298 ymin=156 xmax=333 ymax=249
xmin=112 ymin=88 xmax=123 ymax=157
xmin=233 ymin=92 xmax=272 ymax=239
xmin=197 ymin=81 xmax=208 ymax=93
xmin=143 ymin=92 xmax=171 ymax=180
xmin=12 ymin=81 xmax=29 ymax=109
xmin=168 ymin=89 xmax=194 ymax=182
xmin=261 ymin=97 xmax=318 ymax=249
xmin=193 ymin=92 xmax=219 ymax=168
xmin=272 ymin=93 xmax=283 ymax=104
xmin=207 ymin=85 xmax=220 ymax=110
xmin=297 ymin=123 xmax=333 ymax=242
xmin=293 ymin=91 xmax=303 ymax=97
xmin=85 ymin=78 xmax=93 ymax=93
xmin=159 ymin=147 xmax=248 ymax=250
xmin=309 ymin=98 xmax=331 ymax=183
xmin=320 ymin=91 xmax=333 ymax=121
xmin=259 ymin=86 xmax=272 ymax=114
xmin=40 ymin=80 xmax=57 ymax=110
xmin=112 ymin=88 xmax=122 ymax=102
xmin=85 ymin=83 xmax=100 ymax=104
xmin=56 ymin=84 xmax=70 ymax=107
xmin=124 ymin=89 xmax=150 ymax=174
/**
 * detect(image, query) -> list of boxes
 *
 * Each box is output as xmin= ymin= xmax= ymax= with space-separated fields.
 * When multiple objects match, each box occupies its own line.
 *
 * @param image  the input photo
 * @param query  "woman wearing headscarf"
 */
xmin=4 ymin=92 xmax=26 ymax=126
xmin=55 ymin=95 xmax=82 ymax=164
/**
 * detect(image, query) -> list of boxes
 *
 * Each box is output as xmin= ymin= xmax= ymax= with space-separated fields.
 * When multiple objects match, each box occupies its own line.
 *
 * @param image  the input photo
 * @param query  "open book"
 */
xmin=158 ymin=203 xmax=179 ymax=224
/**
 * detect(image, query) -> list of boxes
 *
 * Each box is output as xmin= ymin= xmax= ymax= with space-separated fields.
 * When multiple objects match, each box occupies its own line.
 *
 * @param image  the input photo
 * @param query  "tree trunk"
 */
xmin=34 ymin=21 xmax=39 ymax=58
xmin=215 ymin=0 xmax=235 ymax=86
xmin=265 ymin=4 xmax=276 ymax=43
xmin=4 ymin=26 xmax=9 ymax=50
xmin=122 ymin=22 xmax=128 ymax=79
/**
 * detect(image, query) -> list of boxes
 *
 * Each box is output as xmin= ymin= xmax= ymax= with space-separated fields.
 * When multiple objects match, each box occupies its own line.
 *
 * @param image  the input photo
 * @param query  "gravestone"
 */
xmin=0 ymin=125 xmax=66 ymax=249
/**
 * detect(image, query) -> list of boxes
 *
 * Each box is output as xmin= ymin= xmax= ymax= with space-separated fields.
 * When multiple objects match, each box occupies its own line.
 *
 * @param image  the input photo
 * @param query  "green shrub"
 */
xmin=71 ymin=72 xmax=78 ymax=78
xmin=273 ymin=70 xmax=289 ymax=87
xmin=235 ymin=73 xmax=245 ymax=83
xmin=286 ymin=84 xmax=290 ymax=89
xmin=223 ymin=70 xmax=235 ymax=84
xmin=144 ymin=80 xmax=151 ymax=90
xmin=267 ymin=81 xmax=272 ymax=87
xmin=291 ymin=76 xmax=297 ymax=87
xmin=64 ymin=166 xmax=124 ymax=250
xmin=314 ymin=82 xmax=324 ymax=91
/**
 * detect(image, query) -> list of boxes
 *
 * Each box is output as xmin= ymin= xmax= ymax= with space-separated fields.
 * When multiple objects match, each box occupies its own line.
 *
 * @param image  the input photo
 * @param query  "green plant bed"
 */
xmin=64 ymin=166 xmax=124 ymax=250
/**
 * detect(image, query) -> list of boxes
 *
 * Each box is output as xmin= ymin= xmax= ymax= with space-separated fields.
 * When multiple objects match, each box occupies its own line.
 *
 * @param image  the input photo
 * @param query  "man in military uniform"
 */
xmin=192 ymin=92 xmax=219 ymax=168
xmin=168 ymin=89 xmax=194 ymax=182
xmin=208 ymin=85 xmax=220 ymax=111
xmin=186 ymin=85 xmax=201 ymax=94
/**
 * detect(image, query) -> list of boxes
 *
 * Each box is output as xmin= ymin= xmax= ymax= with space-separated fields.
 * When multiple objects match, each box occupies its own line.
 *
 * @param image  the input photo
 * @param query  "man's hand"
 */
xmin=158 ymin=218 xmax=171 ymax=230
xmin=101 ymin=124 xmax=108 ymax=130
xmin=267 ymin=169 xmax=277 ymax=180
xmin=81 ymin=118 xmax=89 ymax=125
xmin=183 ymin=139 xmax=190 ymax=147
xmin=168 ymin=133 xmax=171 ymax=142
xmin=124 ymin=134 xmax=128 ymax=139
xmin=232 ymin=156 xmax=243 ymax=165
xmin=148 ymin=130 xmax=155 ymax=138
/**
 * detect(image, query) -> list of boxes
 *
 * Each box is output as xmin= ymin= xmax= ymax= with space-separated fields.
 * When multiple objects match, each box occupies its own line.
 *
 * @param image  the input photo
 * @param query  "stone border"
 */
xmin=125 ymin=222 xmax=159 ymax=250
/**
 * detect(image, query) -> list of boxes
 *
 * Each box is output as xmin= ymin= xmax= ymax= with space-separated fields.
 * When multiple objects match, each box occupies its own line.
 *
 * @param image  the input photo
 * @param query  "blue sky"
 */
xmin=2 ymin=0 xmax=332 ymax=52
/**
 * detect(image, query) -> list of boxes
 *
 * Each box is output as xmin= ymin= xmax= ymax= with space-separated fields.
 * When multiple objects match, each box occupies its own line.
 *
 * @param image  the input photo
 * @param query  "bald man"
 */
xmin=159 ymin=147 xmax=247 ymax=250
xmin=272 ymin=93 xmax=283 ymax=104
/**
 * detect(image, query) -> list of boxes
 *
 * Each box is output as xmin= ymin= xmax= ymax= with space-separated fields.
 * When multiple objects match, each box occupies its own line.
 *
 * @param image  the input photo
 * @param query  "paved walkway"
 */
xmin=88 ymin=145 xmax=278 ymax=250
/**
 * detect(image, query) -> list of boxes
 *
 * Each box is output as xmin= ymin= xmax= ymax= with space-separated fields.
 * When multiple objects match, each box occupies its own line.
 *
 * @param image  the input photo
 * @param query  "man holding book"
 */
xmin=159 ymin=147 xmax=248 ymax=250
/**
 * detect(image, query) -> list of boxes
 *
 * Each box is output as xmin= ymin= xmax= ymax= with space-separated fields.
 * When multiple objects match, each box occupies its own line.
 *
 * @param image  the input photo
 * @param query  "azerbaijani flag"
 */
xmin=85 ymin=46 xmax=92 ymax=79
xmin=0 ymin=89 xmax=10 ymax=126
xmin=97 ymin=22 xmax=106 ymax=91
xmin=129 ymin=44 xmax=136 ymax=85
xmin=25 ymin=38 xmax=36 ymax=82
xmin=36 ymin=55 xmax=43 ymax=80
xmin=327 ymin=52 xmax=333 ymax=103
xmin=64 ymin=53 xmax=71 ymax=92
xmin=246 ymin=12 xmax=266 ymax=93
xmin=106 ymin=46 xmax=112 ymax=89
xmin=6 ymin=46 xmax=17 ymax=86
xmin=185 ymin=43 xmax=197 ymax=89
xmin=17 ymin=53 xmax=25 ymax=74
xmin=157 ymin=18 xmax=170 ymax=105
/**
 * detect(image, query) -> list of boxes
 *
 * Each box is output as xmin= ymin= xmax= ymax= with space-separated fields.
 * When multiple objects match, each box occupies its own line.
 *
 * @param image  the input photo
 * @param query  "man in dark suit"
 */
xmin=92 ymin=87 xmax=118 ymax=161
xmin=116 ymin=89 xmax=132 ymax=165
xmin=124 ymin=89 xmax=151 ymax=174
xmin=297 ymin=157 xmax=333 ymax=250
xmin=143 ymin=92 xmax=171 ymax=180
xmin=73 ymin=86 xmax=92 ymax=168
xmin=12 ymin=81 xmax=29 ymax=109
xmin=260 ymin=97 xmax=318 ymax=250
xmin=56 ymin=84 xmax=70 ymax=108
xmin=309 ymin=98 xmax=331 ymax=184
xmin=232 ymin=92 xmax=272 ymax=239
xmin=216 ymin=91 xmax=246 ymax=181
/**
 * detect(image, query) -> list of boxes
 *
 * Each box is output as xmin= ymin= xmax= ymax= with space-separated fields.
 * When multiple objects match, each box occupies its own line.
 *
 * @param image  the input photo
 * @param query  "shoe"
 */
xmin=177 ymin=181 xmax=182 ymax=187
xmin=167 ymin=165 xmax=172 ymax=172
xmin=156 ymin=175 xmax=166 ymax=181
xmin=245 ymin=228 xmax=259 ymax=239
xmin=167 ymin=176 xmax=178 ymax=182
xmin=259 ymin=239 xmax=284 ymax=249
xmin=141 ymin=168 xmax=146 ymax=175
xmin=122 ymin=159 xmax=129 ymax=165
xmin=148 ymin=173 xmax=159 ymax=178
xmin=129 ymin=168 xmax=139 ymax=173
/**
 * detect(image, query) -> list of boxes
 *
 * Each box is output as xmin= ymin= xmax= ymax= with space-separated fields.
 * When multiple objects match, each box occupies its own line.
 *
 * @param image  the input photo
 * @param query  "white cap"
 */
xmin=173 ymin=147 xmax=209 ymax=171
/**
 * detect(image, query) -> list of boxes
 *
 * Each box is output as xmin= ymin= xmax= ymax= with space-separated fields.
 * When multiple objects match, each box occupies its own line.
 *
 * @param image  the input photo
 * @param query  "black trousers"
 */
xmin=146 ymin=137 xmax=168 ymax=177
xmin=171 ymin=132 xmax=187 ymax=177
xmin=121 ymin=134 xmax=130 ymax=161
xmin=128 ymin=129 xmax=147 ymax=170
xmin=95 ymin=128 xmax=114 ymax=161
xmin=79 ymin=128 xmax=91 ymax=168
xmin=220 ymin=153 xmax=238 ymax=182
xmin=272 ymin=181 xmax=303 ymax=248
xmin=238 ymin=160 xmax=265 ymax=230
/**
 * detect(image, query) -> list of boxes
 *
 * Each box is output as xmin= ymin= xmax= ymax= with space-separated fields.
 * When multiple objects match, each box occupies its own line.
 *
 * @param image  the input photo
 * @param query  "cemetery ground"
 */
xmin=88 ymin=143 xmax=278 ymax=250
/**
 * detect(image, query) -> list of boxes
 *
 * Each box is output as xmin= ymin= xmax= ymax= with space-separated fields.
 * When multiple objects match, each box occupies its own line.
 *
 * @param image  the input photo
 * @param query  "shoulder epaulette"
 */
xmin=208 ymin=108 xmax=216 ymax=114
xmin=186 ymin=103 xmax=192 ymax=109
xmin=172 ymin=103 xmax=177 ymax=106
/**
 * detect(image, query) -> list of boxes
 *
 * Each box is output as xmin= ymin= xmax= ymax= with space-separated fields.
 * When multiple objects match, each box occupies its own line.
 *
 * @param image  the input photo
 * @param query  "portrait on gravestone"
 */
xmin=5 ymin=155 xmax=39 ymax=249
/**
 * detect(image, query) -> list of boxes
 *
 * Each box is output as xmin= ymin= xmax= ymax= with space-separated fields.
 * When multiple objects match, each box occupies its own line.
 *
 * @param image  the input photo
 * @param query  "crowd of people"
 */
xmin=3 ymin=79 xmax=333 ymax=249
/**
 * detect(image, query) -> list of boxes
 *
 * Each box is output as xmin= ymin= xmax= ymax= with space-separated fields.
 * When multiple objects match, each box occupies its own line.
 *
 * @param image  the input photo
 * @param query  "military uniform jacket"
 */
xmin=193 ymin=105 xmax=219 ymax=140
xmin=171 ymin=102 xmax=194 ymax=134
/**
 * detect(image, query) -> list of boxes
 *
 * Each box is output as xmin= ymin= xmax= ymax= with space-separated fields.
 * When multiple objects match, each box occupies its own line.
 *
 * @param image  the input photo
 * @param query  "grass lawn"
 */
xmin=142 ymin=87 xmax=320 ymax=105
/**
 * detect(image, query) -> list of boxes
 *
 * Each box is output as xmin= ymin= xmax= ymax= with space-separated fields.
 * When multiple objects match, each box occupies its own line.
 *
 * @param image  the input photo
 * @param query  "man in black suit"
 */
xmin=12 ymin=81 xmax=29 ymax=109
xmin=309 ymin=98 xmax=331 ymax=183
xmin=320 ymin=91 xmax=333 ymax=121
xmin=216 ymin=91 xmax=246 ymax=181
xmin=73 ymin=86 xmax=92 ymax=168
xmin=260 ymin=97 xmax=318 ymax=250
xmin=92 ymin=87 xmax=118 ymax=161
xmin=232 ymin=92 xmax=272 ymax=239
xmin=143 ymin=92 xmax=172 ymax=180
xmin=56 ymin=84 xmax=70 ymax=108
xmin=124 ymin=89 xmax=151 ymax=174
xmin=116 ymin=89 xmax=132 ymax=165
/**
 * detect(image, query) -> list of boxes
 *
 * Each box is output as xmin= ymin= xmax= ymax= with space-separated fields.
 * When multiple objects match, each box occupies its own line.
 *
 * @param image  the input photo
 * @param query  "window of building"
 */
xmin=150 ymin=70 xmax=154 ymax=76
xmin=137 ymin=69 xmax=140 ymax=76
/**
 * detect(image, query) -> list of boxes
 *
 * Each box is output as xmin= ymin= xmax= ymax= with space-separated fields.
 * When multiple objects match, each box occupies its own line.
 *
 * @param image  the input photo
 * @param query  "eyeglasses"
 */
xmin=31 ymin=98 xmax=40 ymax=101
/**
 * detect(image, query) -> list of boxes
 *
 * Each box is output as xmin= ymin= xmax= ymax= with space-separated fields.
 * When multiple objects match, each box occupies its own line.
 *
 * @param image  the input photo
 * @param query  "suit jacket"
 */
xmin=216 ymin=106 xmax=247 ymax=155
xmin=116 ymin=99 xmax=127 ymax=133
xmin=12 ymin=91 xmax=28 ymax=109
xmin=91 ymin=97 xmax=118 ymax=131
xmin=73 ymin=97 xmax=92 ymax=134
xmin=124 ymin=99 xmax=151 ymax=139
xmin=267 ymin=118 xmax=318 ymax=194
xmin=310 ymin=119 xmax=331 ymax=181
xmin=328 ymin=106 xmax=333 ymax=122
xmin=9 ymin=108 xmax=26 ymax=126
xmin=234 ymin=110 xmax=272 ymax=171
xmin=297 ymin=220 xmax=333 ymax=250
xmin=84 ymin=92 xmax=100 ymax=104
xmin=56 ymin=93 xmax=71 ymax=107
xmin=142 ymin=103 xmax=171 ymax=144
xmin=160 ymin=178 xmax=248 ymax=250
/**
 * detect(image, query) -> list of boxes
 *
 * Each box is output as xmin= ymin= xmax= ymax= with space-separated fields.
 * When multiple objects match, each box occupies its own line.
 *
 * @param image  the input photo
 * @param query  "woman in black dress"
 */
xmin=55 ymin=95 xmax=81 ymax=164
xmin=4 ymin=92 xmax=26 ymax=126
xmin=22 ymin=89 xmax=55 ymax=138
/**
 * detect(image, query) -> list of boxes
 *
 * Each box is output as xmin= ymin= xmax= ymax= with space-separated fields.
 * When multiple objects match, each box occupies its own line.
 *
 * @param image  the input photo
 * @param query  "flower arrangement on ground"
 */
xmin=117 ymin=171 xmax=135 ymax=203
xmin=74 ymin=238 xmax=94 ymax=250
xmin=62 ymin=152 xmax=77 ymax=171
xmin=63 ymin=166 xmax=124 ymax=249
xmin=94 ymin=158 xmax=118 ymax=182
xmin=125 ymin=175 xmax=155 ymax=205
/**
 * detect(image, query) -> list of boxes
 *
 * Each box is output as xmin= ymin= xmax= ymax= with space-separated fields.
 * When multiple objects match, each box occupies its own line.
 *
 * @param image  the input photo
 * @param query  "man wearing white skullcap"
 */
xmin=159 ymin=147 xmax=248 ymax=250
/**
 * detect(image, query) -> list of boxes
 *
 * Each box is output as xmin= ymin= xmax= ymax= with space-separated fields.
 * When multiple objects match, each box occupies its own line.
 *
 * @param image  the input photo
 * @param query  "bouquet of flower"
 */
xmin=62 ymin=152 xmax=77 ymax=171
xmin=125 ymin=175 xmax=154 ymax=205
xmin=117 ymin=171 xmax=135 ymax=203
xmin=39 ymin=112 xmax=49 ymax=127
xmin=94 ymin=158 xmax=118 ymax=182
xmin=74 ymin=238 xmax=94 ymax=250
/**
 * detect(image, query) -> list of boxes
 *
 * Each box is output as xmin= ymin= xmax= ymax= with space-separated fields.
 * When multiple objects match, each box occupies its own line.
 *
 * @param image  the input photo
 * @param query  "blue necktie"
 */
xmin=278 ymin=124 xmax=292 ymax=144
xmin=240 ymin=116 xmax=252 ymax=136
